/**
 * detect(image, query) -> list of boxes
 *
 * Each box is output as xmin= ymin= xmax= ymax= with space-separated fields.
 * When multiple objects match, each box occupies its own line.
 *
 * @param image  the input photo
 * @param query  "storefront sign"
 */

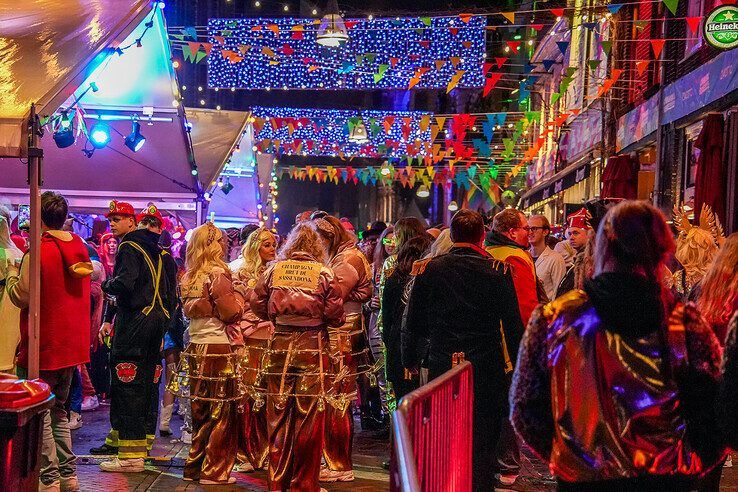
xmin=521 ymin=161 xmax=591 ymax=209
xmin=704 ymin=5 xmax=738 ymax=50
xmin=565 ymin=108 xmax=602 ymax=163
xmin=617 ymin=96 xmax=659 ymax=151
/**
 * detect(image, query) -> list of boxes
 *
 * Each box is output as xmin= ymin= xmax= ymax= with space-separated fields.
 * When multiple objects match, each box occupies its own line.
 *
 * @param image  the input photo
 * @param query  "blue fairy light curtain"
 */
xmin=207 ymin=16 xmax=486 ymax=90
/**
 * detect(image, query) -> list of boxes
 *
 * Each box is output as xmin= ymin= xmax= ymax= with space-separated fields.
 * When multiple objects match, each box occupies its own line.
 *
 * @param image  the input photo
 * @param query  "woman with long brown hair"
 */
xmin=232 ymin=228 xmax=277 ymax=473
xmin=511 ymin=201 xmax=723 ymax=491
xmin=311 ymin=213 xmax=373 ymax=483
xmin=179 ymin=222 xmax=244 ymax=484
xmin=250 ymin=222 xmax=344 ymax=491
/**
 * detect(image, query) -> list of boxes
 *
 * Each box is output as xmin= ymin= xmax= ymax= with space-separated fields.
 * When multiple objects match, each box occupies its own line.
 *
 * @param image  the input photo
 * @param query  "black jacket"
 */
xmin=402 ymin=245 xmax=524 ymax=388
xmin=102 ymin=229 xmax=177 ymax=319
xmin=382 ymin=269 xmax=412 ymax=385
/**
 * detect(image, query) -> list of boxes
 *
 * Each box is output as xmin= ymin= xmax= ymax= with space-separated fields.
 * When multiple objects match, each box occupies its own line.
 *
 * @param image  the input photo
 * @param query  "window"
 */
xmin=682 ymin=120 xmax=704 ymax=209
xmin=684 ymin=0 xmax=704 ymax=57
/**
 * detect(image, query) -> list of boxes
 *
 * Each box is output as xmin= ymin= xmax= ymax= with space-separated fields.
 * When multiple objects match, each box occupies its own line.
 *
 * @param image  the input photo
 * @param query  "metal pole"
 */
xmin=652 ymin=15 xmax=667 ymax=208
xmin=27 ymin=104 xmax=43 ymax=380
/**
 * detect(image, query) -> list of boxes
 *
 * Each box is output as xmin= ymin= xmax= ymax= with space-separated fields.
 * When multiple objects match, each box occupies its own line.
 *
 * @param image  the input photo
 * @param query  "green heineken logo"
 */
xmin=704 ymin=5 xmax=738 ymax=50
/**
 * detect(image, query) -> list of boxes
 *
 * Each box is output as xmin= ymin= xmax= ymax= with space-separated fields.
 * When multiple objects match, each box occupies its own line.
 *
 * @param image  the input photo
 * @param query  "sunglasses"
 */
xmin=382 ymin=238 xmax=396 ymax=246
xmin=309 ymin=210 xmax=329 ymax=220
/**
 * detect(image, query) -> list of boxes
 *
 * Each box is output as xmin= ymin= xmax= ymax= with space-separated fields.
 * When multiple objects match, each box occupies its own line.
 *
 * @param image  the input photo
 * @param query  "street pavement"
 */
xmin=70 ymin=400 xmax=738 ymax=491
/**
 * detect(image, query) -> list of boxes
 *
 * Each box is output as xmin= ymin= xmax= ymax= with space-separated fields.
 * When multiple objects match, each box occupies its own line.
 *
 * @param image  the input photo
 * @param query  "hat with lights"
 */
xmin=106 ymin=200 xmax=136 ymax=219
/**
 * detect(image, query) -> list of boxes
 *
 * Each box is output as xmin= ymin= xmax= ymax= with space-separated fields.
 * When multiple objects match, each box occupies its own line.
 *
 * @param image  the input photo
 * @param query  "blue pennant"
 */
xmin=542 ymin=59 xmax=556 ymax=71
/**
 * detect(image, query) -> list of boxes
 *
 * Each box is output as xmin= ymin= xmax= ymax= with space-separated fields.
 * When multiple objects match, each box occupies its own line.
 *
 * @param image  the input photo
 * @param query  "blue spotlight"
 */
xmin=89 ymin=122 xmax=111 ymax=149
xmin=124 ymin=121 xmax=146 ymax=152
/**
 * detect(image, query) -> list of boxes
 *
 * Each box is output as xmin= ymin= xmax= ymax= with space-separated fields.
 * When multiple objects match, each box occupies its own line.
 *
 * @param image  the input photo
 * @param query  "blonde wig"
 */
xmin=238 ymin=228 xmax=276 ymax=281
xmin=182 ymin=222 xmax=229 ymax=290
xmin=277 ymin=222 xmax=327 ymax=264
xmin=698 ymin=233 xmax=738 ymax=328
xmin=674 ymin=227 xmax=719 ymax=284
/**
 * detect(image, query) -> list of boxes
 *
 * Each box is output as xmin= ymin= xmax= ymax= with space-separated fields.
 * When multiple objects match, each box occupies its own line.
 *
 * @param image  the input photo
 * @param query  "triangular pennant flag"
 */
xmin=281 ymin=44 xmax=294 ymax=56
xmin=436 ymin=60 xmax=447 ymax=71
xmin=588 ymin=59 xmax=601 ymax=70
xmin=201 ymin=43 xmax=213 ymax=56
xmin=582 ymin=22 xmax=597 ymax=30
xmin=600 ymin=40 xmax=612 ymax=55
xmin=530 ymin=23 xmax=545 ymax=31
xmin=610 ymin=68 xmax=624 ymax=82
xmin=291 ymin=25 xmax=305 ymax=40
xmin=365 ymin=53 xmax=377 ymax=63
xmin=184 ymin=27 xmax=198 ymax=40
xmin=662 ymin=0 xmax=679 ymax=15
xmin=238 ymin=44 xmax=251 ymax=55
xmin=421 ymin=17 xmax=432 ymax=26
xmin=459 ymin=13 xmax=473 ymax=23
xmin=266 ymin=24 xmax=280 ymax=36
xmin=686 ymin=17 xmax=701 ymax=35
xmin=184 ymin=42 xmax=199 ymax=62
xmin=446 ymin=70 xmax=465 ymax=93
xmin=449 ymin=27 xmax=459 ymax=36
xmin=607 ymin=3 xmax=624 ymax=14
xmin=650 ymin=39 xmax=665 ymax=58
xmin=483 ymin=72 xmax=503 ymax=96
xmin=194 ymin=50 xmax=208 ymax=63
xmin=503 ymin=138 xmax=515 ymax=154
xmin=551 ymin=92 xmax=562 ymax=104
xmin=524 ymin=63 xmax=534 ymax=74
xmin=550 ymin=8 xmax=565 ymax=17
xmin=506 ymin=41 xmax=521 ymax=51
xmin=419 ymin=115 xmax=431 ymax=133
xmin=390 ymin=57 xmax=400 ymax=68
xmin=172 ymin=34 xmax=185 ymax=41
xmin=450 ymin=56 xmax=462 ymax=67
xmin=383 ymin=116 xmax=395 ymax=134
xmin=636 ymin=60 xmax=650 ymax=75
xmin=374 ymin=64 xmax=389 ymax=83
xmin=556 ymin=41 xmax=570 ymax=55
xmin=542 ymin=59 xmax=556 ymax=71
xmin=419 ymin=40 xmax=431 ymax=49
xmin=495 ymin=57 xmax=508 ymax=68
xmin=501 ymin=12 xmax=515 ymax=23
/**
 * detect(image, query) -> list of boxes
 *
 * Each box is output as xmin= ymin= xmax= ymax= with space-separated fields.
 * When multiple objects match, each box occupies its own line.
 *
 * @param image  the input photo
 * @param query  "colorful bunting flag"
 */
xmin=607 ymin=3 xmax=624 ymax=14
xmin=374 ymin=64 xmax=389 ymax=83
xmin=542 ymin=59 xmax=556 ymax=71
xmin=650 ymin=39 xmax=665 ymax=58
xmin=636 ymin=60 xmax=650 ymax=75
xmin=601 ymin=40 xmax=613 ymax=55
xmin=506 ymin=41 xmax=521 ymax=51
xmin=556 ymin=41 xmax=570 ymax=55
xmin=483 ymin=73 xmax=503 ymax=96
xmin=662 ymin=0 xmax=679 ymax=15
xmin=495 ymin=57 xmax=508 ymax=68
xmin=501 ymin=12 xmax=515 ymax=23
xmin=446 ymin=70 xmax=465 ymax=93
xmin=550 ymin=8 xmax=565 ymax=18
xmin=686 ymin=17 xmax=702 ymax=35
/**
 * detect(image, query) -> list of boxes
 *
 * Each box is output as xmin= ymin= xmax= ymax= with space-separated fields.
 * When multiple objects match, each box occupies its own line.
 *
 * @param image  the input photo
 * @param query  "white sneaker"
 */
xmin=99 ymin=457 xmax=145 ymax=473
xmin=318 ymin=467 xmax=354 ymax=482
xmin=60 ymin=476 xmax=79 ymax=492
xmin=180 ymin=430 xmax=192 ymax=445
xmin=68 ymin=412 xmax=82 ymax=430
xmin=725 ymin=455 xmax=733 ymax=468
xmin=38 ymin=480 xmax=60 ymax=492
xmin=81 ymin=395 xmax=99 ymax=411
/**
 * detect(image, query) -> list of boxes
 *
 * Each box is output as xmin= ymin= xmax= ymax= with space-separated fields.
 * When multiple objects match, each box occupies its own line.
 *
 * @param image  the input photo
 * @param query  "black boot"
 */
xmin=360 ymin=405 xmax=381 ymax=431
xmin=90 ymin=443 xmax=118 ymax=455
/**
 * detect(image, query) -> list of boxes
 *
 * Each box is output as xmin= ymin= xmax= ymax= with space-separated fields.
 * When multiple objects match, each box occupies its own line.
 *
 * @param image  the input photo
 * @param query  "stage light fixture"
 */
xmin=416 ymin=185 xmax=430 ymax=198
xmin=222 ymin=178 xmax=234 ymax=195
xmin=89 ymin=122 xmax=111 ymax=149
xmin=317 ymin=14 xmax=349 ymax=47
xmin=124 ymin=121 xmax=146 ymax=152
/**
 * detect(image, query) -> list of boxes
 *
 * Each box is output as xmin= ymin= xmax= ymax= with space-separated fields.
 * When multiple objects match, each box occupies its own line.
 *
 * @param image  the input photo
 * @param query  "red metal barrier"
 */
xmin=390 ymin=361 xmax=474 ymax=492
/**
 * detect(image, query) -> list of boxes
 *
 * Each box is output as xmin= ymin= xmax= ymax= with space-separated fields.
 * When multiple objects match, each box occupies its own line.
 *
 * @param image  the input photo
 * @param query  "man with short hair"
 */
xmin=555 ymin=208 xmax=592 ymax=298
xmin=7 ymin=191 xmax=92 ymax=492
xmin=485 ymin=209 xmax=538 ymax=326
xmin=528 ymin=215 xmax=566 ymax=301
xmin=403 ymin=209 xmax=524 ymax=491
xmin=95 ymin=202 xmax=176 ymax=473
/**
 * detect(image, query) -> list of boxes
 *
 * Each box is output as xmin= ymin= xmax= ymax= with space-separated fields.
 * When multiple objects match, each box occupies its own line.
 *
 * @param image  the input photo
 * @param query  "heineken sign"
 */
xmin=704 ymin=5 xmax=738 ymax=50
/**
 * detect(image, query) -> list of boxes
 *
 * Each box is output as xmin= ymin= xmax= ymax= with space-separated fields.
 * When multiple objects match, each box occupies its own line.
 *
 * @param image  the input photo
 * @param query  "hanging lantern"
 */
xmin=448 ymin=200 xmax=459 ymax=211
xmin=348 ymin=118 xmax=369 ymax=143
xmin=317 ymin=14 xmax=349 ymax=47
xmin=417 ymin=185 xmax=430 ymax=198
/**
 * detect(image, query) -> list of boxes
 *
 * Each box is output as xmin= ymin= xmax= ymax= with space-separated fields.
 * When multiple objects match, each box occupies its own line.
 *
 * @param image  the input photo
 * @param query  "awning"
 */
xmin=520 ymin=159 xmax=591 ymax=209
xmin=0 ymin=4 xmax=207 ymax=222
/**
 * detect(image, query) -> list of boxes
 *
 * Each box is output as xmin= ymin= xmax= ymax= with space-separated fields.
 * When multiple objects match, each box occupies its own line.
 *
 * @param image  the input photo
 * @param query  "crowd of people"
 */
xmin=0 ymin=191 xmax=737 ymax=492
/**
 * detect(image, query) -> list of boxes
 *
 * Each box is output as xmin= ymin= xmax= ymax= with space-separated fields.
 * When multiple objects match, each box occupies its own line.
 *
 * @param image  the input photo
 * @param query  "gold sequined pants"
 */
xmin=266 ymin=329 xmax=329 ymax=492
xmin=322 ymin=314 xmax=367 ymax=472
xmin=238 ymin=338 xmax=269 ymax=470
xmin=183 ymin=343 xmax=239 ymax=483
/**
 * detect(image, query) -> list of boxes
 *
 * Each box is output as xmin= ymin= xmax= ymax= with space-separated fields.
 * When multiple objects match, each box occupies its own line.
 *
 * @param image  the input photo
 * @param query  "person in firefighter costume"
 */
xmin=250 ymin=222 xmax=345 ymax=491
xmin=311 ymin=212 xmax=373 ymax=483
xmin=97 ymin=202 xmax=177 ymax=473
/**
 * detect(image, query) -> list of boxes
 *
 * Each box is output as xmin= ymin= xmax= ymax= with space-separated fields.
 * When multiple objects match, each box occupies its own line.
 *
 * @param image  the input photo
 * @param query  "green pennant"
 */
xmin=588 ymin=59 xmax=601 ymax=70
xmin=374 ymin=64 xmax=389 ymax=83
xmin=662 ymin=0 xmax=679 ymax=15
xmin=226 ymin=20 xmax=238 ymax=28
xmin=421 ymin=17 xmax=432 ymax=27
xmin=415 ymin=28 xmax=425 ymax=35
xmin=467 ymin=165 xmax=478 ymax=179
xmin=221 ymin=30 xmax=233 ymax=37
xmin=600 ymin=40 xmax=612 ymax=55
xmin=347 ymin=117 xmax=359 ymax=132
xmin=525 ymin=111 xmax=541 ymax=123
xmin=181 ymin=43 xmax=194 ymax=62
xmin=503 ymin=138 xmax=515 ymax=154
xmin=172 ymin=34 xmax=185 ymax=41
xmin=565 ymin=66 xmax=578 ymax=77
xmin=551 ymin=92 xmax=562 ymax=104
xmin=356 ymin=54 xmax=364 ymax=65
xmin=195 ymin=50 xmax=208 ymax=63
xmin=489 ymin=166 xmax=499 ymax=180
xmin=364 ymin=53 xmax=377 ymax=63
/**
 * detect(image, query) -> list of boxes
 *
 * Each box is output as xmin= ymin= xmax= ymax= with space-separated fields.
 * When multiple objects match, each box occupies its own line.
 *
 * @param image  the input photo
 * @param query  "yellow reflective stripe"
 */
xmin=105 ymin=429 xmax=119 ymax=446
xmin=499 ymin=321 xmax=513 ymax=374
xmin=118 ymin=438 xmax=148 ymax=458
xmin=120 ymin=241 xmax=169 ymax=317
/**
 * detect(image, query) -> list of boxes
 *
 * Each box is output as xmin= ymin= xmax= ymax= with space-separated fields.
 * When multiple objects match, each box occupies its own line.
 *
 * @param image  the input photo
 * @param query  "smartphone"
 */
xmin=17 ymin=205 xmax=30 ymax=230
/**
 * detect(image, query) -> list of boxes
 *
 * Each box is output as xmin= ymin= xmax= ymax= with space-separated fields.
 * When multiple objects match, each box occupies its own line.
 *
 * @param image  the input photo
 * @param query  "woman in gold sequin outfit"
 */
xmin=250 ymin=223 xmax=345 ymax=492
xmin=180 ymin=223 xmax=244 ymax=484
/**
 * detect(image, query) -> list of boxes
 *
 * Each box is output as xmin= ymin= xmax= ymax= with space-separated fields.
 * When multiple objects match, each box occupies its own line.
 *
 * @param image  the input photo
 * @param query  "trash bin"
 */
xmin=0 ymin=372 xmax=54 ymax=492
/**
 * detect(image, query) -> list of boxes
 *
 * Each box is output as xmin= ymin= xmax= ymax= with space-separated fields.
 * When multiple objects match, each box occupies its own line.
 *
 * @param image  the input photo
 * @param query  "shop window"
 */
xmin=637 ymin=147 xmax=656 ymax=200
xmin=682 ymin=120 xmax=704 ymax=210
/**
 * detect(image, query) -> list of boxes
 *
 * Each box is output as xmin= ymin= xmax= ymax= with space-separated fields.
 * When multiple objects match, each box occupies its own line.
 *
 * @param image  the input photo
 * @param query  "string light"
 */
xmin=207 ymin=16 xmax=485 ymax=90
xmin=254 ymin=0 xmax=260 ymax=6
xmin=251 ymin=106 xmax=432 ymax=158
xmin=283 ymin=4 xmax=289 ymax=12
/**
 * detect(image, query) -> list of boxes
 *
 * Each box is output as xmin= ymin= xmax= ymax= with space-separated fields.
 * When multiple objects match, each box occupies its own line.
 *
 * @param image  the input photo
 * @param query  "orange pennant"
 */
xmin=266 ymin=24 xmax=280 ymax=37
xmin=459 ymin=13 xmax=473 ymax=23
xmin=636 ymin=60 xmax=650 ymax=76
xmin=501 ymin=12 xmax=515 ymax=23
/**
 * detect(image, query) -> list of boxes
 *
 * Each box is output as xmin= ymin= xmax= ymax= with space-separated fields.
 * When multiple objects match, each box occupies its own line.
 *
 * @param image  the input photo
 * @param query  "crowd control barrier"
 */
xmin=390 ymin=360 xmax=473 ymax=492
